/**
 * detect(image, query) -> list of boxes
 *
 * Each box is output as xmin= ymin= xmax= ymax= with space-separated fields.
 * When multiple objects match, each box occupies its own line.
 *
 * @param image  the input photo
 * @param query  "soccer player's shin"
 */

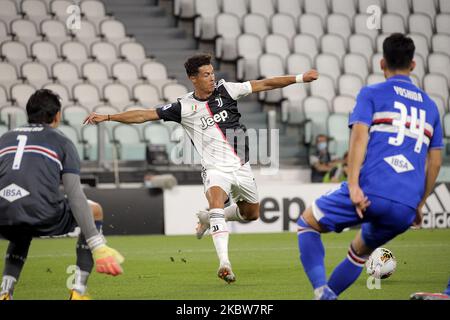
xmin=327 ymin=245 xmax=366 ymax=295
xmin=297 ymin=216 xmax=327 ymax=290
xmin=209 ymin=208 xmax=230 ymax=265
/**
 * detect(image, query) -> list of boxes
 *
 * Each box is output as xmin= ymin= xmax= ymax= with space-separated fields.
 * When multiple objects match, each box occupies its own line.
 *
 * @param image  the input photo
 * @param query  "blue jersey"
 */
xmin=349 ymin=75 xmax=444 ymax=209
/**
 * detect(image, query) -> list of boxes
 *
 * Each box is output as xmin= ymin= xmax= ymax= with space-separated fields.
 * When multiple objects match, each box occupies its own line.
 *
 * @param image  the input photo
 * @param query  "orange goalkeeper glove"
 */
xmin=87 ymin=235 xmax=124 ymax=276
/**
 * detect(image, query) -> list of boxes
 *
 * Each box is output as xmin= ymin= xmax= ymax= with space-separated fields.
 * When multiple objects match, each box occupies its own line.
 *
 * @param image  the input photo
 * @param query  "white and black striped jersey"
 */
xmin=156 ymin=79 xmax=252 ymax=172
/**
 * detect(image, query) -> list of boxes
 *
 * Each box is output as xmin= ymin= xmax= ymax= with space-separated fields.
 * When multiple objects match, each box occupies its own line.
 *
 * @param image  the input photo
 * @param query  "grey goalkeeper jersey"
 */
xmin=0 ymin=124 xmax=80 ymax=226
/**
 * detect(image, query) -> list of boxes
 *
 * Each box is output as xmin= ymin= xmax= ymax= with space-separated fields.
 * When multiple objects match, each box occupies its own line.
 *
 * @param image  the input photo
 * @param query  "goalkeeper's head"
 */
xmin=26 ymin=89 xmax=62 ymax=127
xmin=381 ymin=33 xmax=416 ymax=76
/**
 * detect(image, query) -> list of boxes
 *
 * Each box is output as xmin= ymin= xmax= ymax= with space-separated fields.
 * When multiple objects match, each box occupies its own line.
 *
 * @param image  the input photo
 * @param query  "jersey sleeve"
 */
xmin=156 ymin=102 xmax=182 ymax=123
xmin=430 ymin=105 xmax=444 ymax=150
xmin=221 ymin=80 xmax=252 ymax=100
xmin=349 ymin=87 xmax=374 ymax=128
xmin=62 ymin=138 xmax=81 ymax=175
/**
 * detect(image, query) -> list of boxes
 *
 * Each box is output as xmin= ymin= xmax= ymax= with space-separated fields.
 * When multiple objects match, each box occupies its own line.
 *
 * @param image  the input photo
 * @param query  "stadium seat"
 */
xmin=90 ymin=41 xmax=119 ymax=70
xmin=43 ymin=83 xmax=71 ymax=106
xmin=40 ymin=19 xmax=72 ymax=50
xmin=21 ymin=0 xmax=49 ymax=26
xmin=10 ymin=83 xmax=36 ymax=108
xmin=21 ymin=61 xmax=51 ymax=88
xmin=58 ymin=124 xmax=84 ymax=159
xmin=327 ymin=14 xmax=352 ymax=43
xmin=52 ymin=61 xmax=82 ymax=92
xmin=331 ymin=0 xmax=356 ymax=21
xmin=349 ymin=34 xmax=374 ymax=67
xmin=385 ymin=0 xmax=410 ymax=27
xmin=271 ymin=13 xmax=297 ymax=41
xmin=30 ymin=41 xmax=60 ymax=71
xmin=80 ymin=0 xmax=110 ymax=31
xmin=215 ymin=13 xmax=242 ymax=62
xmin=111 ymin=61 xmax=143 ymax=91
xmin=293 ymin=34 xmax=318 ymax=65
xmin=0 ymin=62 xmax=19 ymax=96
xmin=411 ymin=54 xmax=426 ymax=87
xmin=222 ymin=0 xmax=248 ymax=21
xmin=141 ymin=61 xmax=173 ymax=98
xmin=1 ymin=41 xmax=30 ymax=67
xmin=366 ymin=73 xmax=385 ymax=85
xmin=412 ymin=0 xmax=436 ymax=25
xmin=0 ymin=86 xmax=8 ymax=106
xmin=264 ymin=34 xmax=291 ymax=65
xmin=72 ymin=83 xmax=102 ymax=110
xmin=194 ymin=0 xmax=220 ymax=41
xmin=133 ymin=83 xmax=164 ymax=107
xmin=173 ymin=0 xmax=196 ymax=20
xmin=382 ymin=14 xmax=406 ymax=34
xmin=303 ymin=96 xmax=330 ymax=144
xmin=327 ymin=113 xmax=350 ymax=157
xmin=120 ymin=42 xmax=151 ymax=70
xmin=376 ymin=33 xmax=389 ymax=52
xmin=321 ymin=34 xmax=347 ymax=65
xmin=429 ymin=94 xmax=446 ymax=122
xmin=299 ymin=14 xmax=324 ymax=42
xmin=0 ymin=124 xmax=8 ymax=137
xmin=50 ymin=0 xmax=72 ymax=22
xmin=436 ymin=14 xmax=450 ymax=36
xmin=162 ymin=83 xmax=189 ymax=102
xmin=311 ymin=74 xmax=336 ymax=105
xmin=424 ymin=74 xmax=449 ymax=105
xmin=81 ymin=124 xmax=114 ymax=161
xmin=143 ymin=122 xmax=172 ymax=147
xmin=354 ymin=14 xmax=379 ymax=47
xmin=428 ymin=54 xmax=450 ymax=87
xmin=113 ymin=125 xmax=146 ymax=161
xmin=408 ymin=33 xmax=430 ymax=63
xmin=316 ymin=54 xmax=341 ymax=88
xmin=237 ymin=33 xmax=263 ymax=81
xmin=61 ymin=41 xmax=91 ymax=69
xmin=0 ymin=105 xmax=28 ymax=128
xmin=281 ymin=84 xmax=308 ymax=124
xmin=339 ymin=74 xmax=364 ymax=98
xmin=103 ymin=83 xmax=132 ymax=108
xmin=100 ymin=20 xmax=133 ymax=48
xmin=11 ymin=19 xmax=42 ymax=50
xmin=277 ymin=0 xmax=303 ymax=22
xmin=243 ymin=14 xmax=269 ymax=41
xmin=333 ymin=95 xmax=356 ymax=114
xmin=82 ymin=61 xmax=112 ymax=91
xmin=258 ymin=54 xmax=284 ymax=103
xmin=249 ymin=0 xmax=275 ymax=21
xmin=72 ymin=20 xmax=101 ymax=48
xmin=358 ymin=0 xmax=384 ymax=14
xmin=432 ymin=34 xmax=450 ymax=56
xmin=286 ymin=53 xmax=312 ymax=75
xmin=0 ymin=21 xmax=12 ymax=41
xmin=0 ymin=0 xmax=19 ymax=27
xmin=371 ymin=53 xmax=383 ymax=73
xmin=304 ymin=0 xmax=329 ymax=25
xmin=62 ymin=104 xmax=90 ymax=135
xmin=409 ymin=14 xmax=433 ymax=46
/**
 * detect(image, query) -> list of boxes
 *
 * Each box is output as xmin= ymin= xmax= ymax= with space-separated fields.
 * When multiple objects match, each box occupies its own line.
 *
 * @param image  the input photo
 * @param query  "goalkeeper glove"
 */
xmin=87 ymin=234 xmax=124 ymax=276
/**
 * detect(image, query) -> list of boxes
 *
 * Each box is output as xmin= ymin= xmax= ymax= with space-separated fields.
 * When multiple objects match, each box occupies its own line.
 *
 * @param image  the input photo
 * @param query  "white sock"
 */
xmin=224 ymin=204 xmax=246 ymax=222
xmin=209 ymin=208 xmax=230 ymax=265
xmin=72 ymin=269 xmax=90 ymax=295
xmin=1 ymin=275 xmax=16 ymax=295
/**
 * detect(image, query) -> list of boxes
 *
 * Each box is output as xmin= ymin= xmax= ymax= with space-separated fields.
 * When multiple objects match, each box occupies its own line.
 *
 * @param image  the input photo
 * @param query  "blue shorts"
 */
xmin=312 ymin=182 xmax=416 ymax=249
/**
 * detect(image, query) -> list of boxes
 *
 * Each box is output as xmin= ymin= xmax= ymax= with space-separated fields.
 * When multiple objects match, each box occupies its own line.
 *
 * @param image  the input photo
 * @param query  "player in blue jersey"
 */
xmin=296 ymin=33 xmax=444 ymax=300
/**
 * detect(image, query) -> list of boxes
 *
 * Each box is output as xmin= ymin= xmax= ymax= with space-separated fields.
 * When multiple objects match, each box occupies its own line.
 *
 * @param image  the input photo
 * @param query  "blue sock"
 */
xmin=328 ymin=245 xmax=366 ymax=295
xmin=445 ymin=279 xmax=450 ymax=295
xmin=297 ymin=216 xmax=326 ymax=289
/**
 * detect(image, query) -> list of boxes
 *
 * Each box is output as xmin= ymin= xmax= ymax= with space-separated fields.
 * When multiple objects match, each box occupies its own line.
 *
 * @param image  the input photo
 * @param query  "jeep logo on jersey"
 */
xmin=0 ymin=183 xmax=30 ymax=202
xmin=200 ymin=110 xmax=229 ymax=129
xmin=384 ymin=154 xmax=415 ymax=173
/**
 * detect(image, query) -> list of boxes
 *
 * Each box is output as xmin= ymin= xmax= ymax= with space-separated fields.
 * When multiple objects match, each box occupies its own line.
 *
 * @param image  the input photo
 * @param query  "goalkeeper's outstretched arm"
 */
xmin=249 ymin=69 xmax=319 ymax=93
xmin=83 ymin=108 xmax=160 ymax=125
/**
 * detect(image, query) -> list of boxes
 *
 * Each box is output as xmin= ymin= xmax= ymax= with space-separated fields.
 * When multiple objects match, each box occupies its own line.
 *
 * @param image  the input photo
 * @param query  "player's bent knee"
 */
xmin=239 ymin=202 xmax=260 ymax=221
xmin=300 ymin=207 xmax=325 ymax=233
xmin=88 ymin=200 xmax=103 ymax=221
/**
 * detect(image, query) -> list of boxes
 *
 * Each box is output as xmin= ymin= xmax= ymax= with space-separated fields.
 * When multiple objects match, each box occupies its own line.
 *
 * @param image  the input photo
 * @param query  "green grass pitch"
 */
xmin=1 ymin=229 xmax=449 ymax=300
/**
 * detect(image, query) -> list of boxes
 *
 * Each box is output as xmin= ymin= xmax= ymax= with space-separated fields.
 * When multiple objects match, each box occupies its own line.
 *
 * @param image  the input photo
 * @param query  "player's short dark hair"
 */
xmin=26 ymin=89 xmax=62 ymax=124
xmin=383 ymin=33 xmax=415 ymax=71
xmin=184 ymin=54 xmax=212 ymax=77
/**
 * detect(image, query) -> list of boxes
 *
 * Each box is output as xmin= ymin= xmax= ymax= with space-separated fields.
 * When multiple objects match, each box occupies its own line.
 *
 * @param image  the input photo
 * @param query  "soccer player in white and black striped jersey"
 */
xmin=84 ymin=54 xmax=318 ymax=283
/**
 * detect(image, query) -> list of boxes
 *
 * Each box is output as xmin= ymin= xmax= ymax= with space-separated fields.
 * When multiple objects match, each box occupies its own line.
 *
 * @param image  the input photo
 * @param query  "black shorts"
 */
xmin=0 ymin=199 xmax=77 ymax=242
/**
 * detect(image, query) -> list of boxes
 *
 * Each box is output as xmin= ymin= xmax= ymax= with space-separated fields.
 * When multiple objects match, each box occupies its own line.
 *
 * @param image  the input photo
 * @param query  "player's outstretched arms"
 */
xmin=83 ymin=109 xmax=160 ymax=125
xmin=249 ymin=69 xmax=319 ymax=93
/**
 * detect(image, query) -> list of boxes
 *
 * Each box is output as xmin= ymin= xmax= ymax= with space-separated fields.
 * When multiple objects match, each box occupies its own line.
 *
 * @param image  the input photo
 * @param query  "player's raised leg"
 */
xmin=0 ymin=232 xmax=32 ymax=300
xmin=70 ymin=200 xmax=104 ymax=300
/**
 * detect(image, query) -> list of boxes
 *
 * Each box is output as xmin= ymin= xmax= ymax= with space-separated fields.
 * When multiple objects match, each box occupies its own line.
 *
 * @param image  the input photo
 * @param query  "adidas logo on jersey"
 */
xmin=200 ymin=110 xmax=229 ymax=129
xmin=0 ymin=183 xmax=30 ymax=202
